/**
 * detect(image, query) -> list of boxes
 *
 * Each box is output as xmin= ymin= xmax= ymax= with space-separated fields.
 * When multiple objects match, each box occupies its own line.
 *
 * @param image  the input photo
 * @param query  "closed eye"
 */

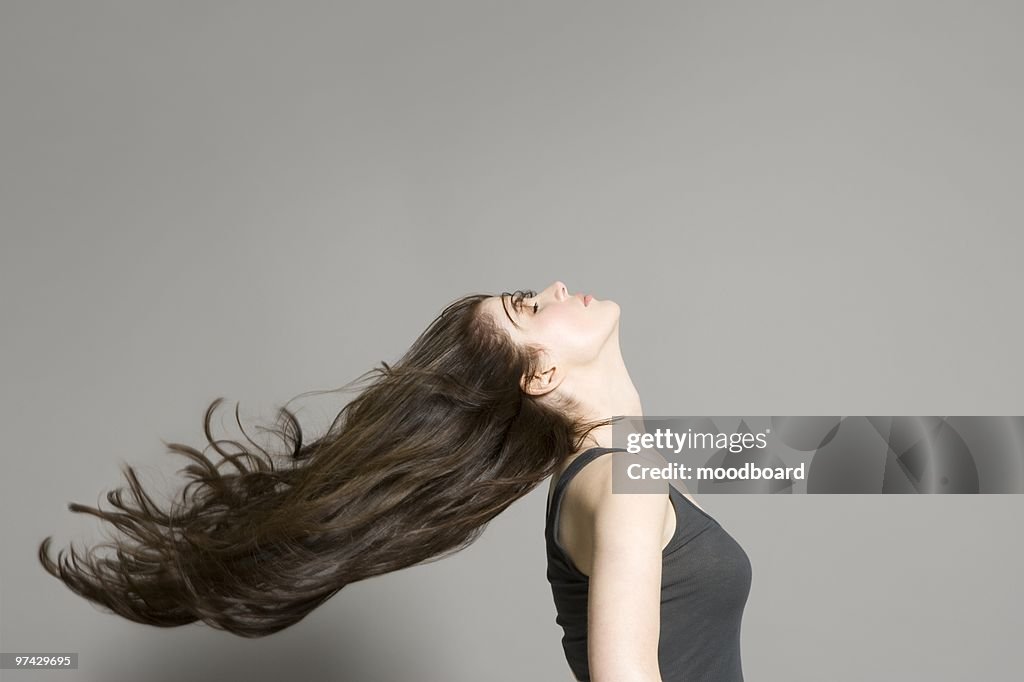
xmin=515 ymin=299 xmax=538 ymax=314
xmin=513 ymin=289 xmax=538 ymax=315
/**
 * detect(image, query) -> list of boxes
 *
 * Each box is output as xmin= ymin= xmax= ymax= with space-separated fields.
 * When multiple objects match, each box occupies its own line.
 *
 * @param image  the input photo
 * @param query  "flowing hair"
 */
xmin=38 ymin=291 xmax=615 ymax=637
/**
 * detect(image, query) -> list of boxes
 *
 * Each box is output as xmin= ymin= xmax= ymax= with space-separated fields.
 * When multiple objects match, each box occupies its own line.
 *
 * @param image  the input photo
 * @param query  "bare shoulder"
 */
xmin=558 ymin=450 xmax=673 ymax=576
xmin=568 ymin=449 xmax=670 ymax=512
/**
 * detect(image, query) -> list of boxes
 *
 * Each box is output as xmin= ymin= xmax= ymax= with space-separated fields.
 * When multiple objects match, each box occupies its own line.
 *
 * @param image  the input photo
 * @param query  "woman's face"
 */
xmin=481 ymin=280 xmax=621 ymax=378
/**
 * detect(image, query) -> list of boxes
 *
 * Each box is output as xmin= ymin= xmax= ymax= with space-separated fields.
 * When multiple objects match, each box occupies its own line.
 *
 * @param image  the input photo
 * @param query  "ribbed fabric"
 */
xmin=545 ymin=447 xmax=752 ymax=682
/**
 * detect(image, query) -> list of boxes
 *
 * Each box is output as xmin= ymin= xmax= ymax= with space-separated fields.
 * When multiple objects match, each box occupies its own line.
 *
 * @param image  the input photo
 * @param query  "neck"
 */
xmin=560 ymin=332 xmax=643 ymax=451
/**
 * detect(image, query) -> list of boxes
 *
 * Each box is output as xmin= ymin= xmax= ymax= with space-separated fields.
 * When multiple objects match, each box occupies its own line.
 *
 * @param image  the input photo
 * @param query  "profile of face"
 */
xmin=479 ymin=281 xmax=621 ymax=397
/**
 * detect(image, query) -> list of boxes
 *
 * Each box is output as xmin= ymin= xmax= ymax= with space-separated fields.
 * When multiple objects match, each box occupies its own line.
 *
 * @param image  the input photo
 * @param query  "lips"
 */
xmin=583 ymin=294 xmax=593 ymax=307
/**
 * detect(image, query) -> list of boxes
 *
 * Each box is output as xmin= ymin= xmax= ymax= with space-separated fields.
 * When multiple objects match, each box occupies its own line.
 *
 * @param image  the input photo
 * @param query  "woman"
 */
xmin=38 ymin=280 xmax=751 ymax=681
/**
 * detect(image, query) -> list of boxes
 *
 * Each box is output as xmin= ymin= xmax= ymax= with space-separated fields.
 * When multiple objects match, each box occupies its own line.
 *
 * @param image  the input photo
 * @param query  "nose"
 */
xmin=547 ymin=281 xmax=569 ymax=301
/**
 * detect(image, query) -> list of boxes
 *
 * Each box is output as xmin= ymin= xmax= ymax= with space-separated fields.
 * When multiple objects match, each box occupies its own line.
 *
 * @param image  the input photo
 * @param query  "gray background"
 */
xmin=2 ymin=1 xmax=1022 ymax=680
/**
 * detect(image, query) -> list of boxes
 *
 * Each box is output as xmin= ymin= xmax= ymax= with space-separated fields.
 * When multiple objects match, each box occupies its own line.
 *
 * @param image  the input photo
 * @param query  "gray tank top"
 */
xmin=545 ymin=447 xmax=752 ymax=681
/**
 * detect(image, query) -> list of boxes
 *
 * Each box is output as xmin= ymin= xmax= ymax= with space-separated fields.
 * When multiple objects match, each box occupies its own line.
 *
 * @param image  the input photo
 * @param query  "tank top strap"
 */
xmin=546 ymin=446 xmax=628 ymax=523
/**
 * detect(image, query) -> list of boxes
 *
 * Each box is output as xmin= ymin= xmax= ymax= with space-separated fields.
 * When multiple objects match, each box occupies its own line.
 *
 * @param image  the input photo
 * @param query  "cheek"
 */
xmin=547 ymin=310 xmax=607 ymax=355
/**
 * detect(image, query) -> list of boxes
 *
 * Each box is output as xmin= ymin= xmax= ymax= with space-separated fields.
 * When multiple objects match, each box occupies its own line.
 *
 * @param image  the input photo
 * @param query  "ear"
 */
xmin=520 ymin=364 xmax=563 ymax=397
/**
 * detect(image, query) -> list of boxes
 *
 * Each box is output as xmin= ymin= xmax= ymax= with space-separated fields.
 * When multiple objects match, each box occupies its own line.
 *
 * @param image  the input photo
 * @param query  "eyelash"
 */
xmin=515 ymin=290 xmax=539 ymax=314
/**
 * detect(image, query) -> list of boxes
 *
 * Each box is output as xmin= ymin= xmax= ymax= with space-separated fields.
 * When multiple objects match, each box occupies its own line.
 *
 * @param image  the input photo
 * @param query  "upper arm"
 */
xmin=580 ymin=456 xmax=668 ymax=682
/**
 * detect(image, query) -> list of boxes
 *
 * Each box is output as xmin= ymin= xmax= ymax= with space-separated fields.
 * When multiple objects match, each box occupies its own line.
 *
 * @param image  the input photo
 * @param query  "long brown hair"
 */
xmin=38 ymin=291 xmax=615 ymax=637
